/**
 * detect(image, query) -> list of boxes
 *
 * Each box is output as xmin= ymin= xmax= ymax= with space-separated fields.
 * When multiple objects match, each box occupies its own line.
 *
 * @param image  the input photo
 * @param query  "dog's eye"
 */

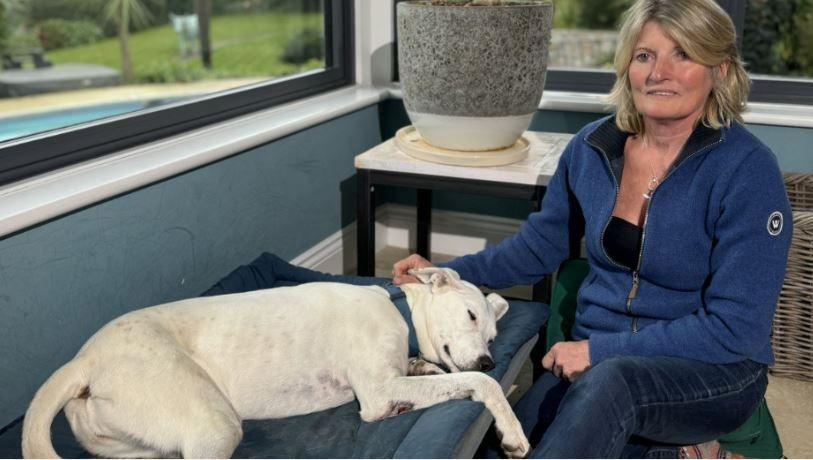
xmin=468 ymin=310 xmax=477 ymax=321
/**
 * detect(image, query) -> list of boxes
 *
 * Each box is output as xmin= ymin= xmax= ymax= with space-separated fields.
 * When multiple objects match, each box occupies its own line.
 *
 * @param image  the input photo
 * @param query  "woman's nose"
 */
xmin=649 ymin=57 xmax=673 ymax=82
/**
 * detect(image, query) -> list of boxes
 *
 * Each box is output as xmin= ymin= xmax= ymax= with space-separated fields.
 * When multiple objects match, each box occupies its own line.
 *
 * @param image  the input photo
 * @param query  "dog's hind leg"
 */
xmin=75 ymin=352 xmax=242 ymax=459
xmin=351 ymin=371 xmax=529 ymax=458
xmin=65 ymin=398 xmax=163 ymax=458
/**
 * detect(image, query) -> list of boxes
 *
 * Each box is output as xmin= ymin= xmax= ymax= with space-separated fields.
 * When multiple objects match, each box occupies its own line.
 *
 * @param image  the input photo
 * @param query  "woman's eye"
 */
xmin=468 ymin=310 xmax=477 ymax=321
xmin=676 ymin=49 xmax=689 ymax=60
xmin=634 ymin=52 xmax=650 ymax=62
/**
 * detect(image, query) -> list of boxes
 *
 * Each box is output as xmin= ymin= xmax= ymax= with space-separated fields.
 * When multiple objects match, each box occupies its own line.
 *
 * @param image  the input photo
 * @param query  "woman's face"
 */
xmin=628 ymin=21 xmax=717 ymax=125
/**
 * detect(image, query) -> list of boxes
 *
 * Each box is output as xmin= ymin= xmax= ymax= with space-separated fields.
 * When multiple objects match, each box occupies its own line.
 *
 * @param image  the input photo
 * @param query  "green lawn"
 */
xmin=45 ymin=12 xmax=325 ymax=82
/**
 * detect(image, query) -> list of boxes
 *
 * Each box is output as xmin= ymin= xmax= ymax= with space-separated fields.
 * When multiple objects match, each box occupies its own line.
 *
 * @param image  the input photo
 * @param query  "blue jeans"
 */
xmin=505 ymin=356 xmax=767 ymax=458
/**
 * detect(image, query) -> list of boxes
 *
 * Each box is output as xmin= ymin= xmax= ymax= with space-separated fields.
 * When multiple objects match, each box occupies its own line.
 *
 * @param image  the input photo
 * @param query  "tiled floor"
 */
xmin=765 ymin=375 xmax=813 ymax=458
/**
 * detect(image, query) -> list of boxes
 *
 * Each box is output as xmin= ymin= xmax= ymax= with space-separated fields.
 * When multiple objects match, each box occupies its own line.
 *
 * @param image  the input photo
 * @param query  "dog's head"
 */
xmin=403 ymin=267 xmax=509 ymax=373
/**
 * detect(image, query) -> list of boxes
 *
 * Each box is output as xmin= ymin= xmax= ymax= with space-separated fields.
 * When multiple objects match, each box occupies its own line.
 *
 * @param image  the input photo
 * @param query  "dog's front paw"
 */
xmin=407 ymin=357 xmax=446 ymax=376
xmin=496 ymin=425 xmax=530 ymax=459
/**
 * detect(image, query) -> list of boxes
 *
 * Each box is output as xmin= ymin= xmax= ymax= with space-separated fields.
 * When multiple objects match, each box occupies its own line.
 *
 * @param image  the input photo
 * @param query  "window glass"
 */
xmin=741 ymin=0 xmax=813 ymax=81
xmin=0 ymin=0 xmax=325 ymax=143
xmin=550 ymin=0 xmax=633 ymax=70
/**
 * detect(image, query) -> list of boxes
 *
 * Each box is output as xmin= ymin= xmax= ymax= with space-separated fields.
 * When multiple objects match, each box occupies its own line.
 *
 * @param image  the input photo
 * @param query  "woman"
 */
xmin=393 ymin=0 xmax=792 ymax=457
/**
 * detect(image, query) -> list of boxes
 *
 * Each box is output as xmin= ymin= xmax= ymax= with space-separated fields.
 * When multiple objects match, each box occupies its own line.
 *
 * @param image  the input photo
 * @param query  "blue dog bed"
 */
xmin=0 ymin=253 xmax=548 ymax=458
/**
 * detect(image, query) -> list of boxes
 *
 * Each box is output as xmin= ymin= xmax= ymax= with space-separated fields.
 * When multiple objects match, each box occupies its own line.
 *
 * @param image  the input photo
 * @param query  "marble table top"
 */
xmin=354 ymin=131 xmax=573 ymax=186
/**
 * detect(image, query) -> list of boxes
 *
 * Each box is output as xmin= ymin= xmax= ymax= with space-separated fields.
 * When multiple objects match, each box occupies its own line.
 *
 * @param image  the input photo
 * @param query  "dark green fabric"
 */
xmin=546 ymin=258 xmax=589 ymax=352
xmin=719 ymin=400 xmax=783 ymax=458
xmin=547 ymin=259 xmax=783 ymax=458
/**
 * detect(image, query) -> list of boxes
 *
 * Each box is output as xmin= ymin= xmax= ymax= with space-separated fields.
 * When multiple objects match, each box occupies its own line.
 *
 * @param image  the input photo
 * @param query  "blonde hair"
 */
xmin=607 ymin=0 xmax=750 ymax=134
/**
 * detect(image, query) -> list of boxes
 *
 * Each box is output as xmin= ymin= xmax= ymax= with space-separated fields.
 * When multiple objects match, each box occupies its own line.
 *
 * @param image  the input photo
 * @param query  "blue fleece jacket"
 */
xmin=446 ymin=116 xmax=792 ymax=366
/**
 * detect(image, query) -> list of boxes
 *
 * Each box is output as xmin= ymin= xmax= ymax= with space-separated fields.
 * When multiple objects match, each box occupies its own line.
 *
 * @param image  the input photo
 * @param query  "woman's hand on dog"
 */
xmin=392 ymin=254 xmax=434 ymax=285
xmin=542 ymin=340 xmax=591 ymax=382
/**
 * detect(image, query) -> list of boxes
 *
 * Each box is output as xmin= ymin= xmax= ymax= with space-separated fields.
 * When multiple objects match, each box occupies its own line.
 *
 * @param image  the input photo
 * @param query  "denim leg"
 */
xmin=514 ymin=372 xmax=571 ymax=447
xmin=530 ymin=356 xmax=767 ymax=459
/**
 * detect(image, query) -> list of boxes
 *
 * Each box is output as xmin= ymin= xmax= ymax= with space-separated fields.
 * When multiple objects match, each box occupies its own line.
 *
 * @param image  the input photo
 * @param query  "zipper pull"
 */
xmin=626 ymin=271 xmax=640 ymax=313
xmin=629 ymin=271 xmax=640 ymax=299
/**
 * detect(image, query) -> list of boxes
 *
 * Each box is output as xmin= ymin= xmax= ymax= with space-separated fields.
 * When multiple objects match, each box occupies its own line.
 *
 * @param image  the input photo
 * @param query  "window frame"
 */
xmin=718 ymin=0 xmax=813 ymax=105
xmin=392 ymin=0 xmax=813 ymax=105
xmin=0 ymin=0 xmax=354 ymax=188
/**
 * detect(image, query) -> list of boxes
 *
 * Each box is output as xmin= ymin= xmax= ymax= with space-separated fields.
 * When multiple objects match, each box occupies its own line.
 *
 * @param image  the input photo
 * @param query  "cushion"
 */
xmin=545 ymin=258 xmax=589 ymax=352
xmin=0 ymin=252 xmax=548 ymax=458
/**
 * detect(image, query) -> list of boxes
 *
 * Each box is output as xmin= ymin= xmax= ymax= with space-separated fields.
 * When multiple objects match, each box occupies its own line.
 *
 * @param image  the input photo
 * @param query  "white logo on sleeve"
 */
xmin=767 ymin=211 xmax=783 ymax=236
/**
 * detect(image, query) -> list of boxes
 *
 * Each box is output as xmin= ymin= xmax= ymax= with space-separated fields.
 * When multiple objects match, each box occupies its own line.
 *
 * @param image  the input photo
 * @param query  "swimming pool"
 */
xmin=0 ymin=99 xmax=175 ymax=143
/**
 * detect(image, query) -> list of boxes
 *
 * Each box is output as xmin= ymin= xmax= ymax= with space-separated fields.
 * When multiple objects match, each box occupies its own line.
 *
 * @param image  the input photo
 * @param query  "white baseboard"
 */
xmin=289 ymin=227 xmax=349 ymax=274
xmin=291 ymin=203 xmax=523 ymax=275
xmin=378 ymin=204 xmax=523 ymax=256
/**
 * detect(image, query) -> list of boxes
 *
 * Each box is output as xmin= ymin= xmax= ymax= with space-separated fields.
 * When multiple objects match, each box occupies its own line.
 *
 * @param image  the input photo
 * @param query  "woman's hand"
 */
xmin=392 ymin=254 xmax=434 ymax=285
xmin=542 ymin=340 xmax=591 ymax=381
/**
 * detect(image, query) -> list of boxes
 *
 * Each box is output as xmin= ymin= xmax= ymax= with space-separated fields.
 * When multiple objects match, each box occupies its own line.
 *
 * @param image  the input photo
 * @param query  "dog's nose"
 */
xmin=478 ymin=356 xmax=495 ymax=372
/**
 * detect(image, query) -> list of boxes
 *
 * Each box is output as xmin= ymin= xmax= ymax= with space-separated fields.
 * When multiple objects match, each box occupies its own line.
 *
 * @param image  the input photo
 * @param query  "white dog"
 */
xmin=22 ymin=267 xmax=530 ymax=458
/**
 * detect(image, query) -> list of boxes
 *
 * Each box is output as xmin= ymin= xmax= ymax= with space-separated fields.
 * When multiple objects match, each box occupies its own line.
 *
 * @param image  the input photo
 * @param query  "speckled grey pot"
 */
xmin=398 ymin=1 xmax=553 ymax=152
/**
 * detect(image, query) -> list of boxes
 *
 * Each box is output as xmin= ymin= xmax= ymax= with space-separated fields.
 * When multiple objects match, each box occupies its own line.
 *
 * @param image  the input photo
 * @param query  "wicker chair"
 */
xmin=784 ymin=173 xmax=813 ymax=212
xmin=771 ymin=174 xmax=813 ymax=381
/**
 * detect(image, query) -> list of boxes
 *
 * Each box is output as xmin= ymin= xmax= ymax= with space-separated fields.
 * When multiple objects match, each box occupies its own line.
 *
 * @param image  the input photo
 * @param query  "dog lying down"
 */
xmin=22 ymin=267 xmax=530 ymax=459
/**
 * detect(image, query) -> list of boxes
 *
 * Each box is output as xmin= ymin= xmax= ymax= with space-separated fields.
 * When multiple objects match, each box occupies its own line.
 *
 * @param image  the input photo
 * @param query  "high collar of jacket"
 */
xmin=585 ymin=116 xmax=724 ymax=180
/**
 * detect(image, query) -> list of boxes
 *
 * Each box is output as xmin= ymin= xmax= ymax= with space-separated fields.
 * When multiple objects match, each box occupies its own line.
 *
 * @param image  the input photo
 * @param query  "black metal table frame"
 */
xmin=356 ymin=168 xmax=556 ymax=302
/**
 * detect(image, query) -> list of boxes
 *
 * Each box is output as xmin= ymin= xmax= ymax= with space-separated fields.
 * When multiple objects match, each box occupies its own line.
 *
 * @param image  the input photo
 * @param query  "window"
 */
xmin=549 ymin=0 xmax=630 ymax=71
xmin=394 ymin=0 xmax=813 ymax=104
xmin=0 ymin=0 xmax=353 ymax=187
xmin=737 ymin=0 xmax=813 ymax=103
xmin=543 ymin=0 xmax=632 ymax=93
xmin=548 ymin=0 xmax=813 ymax=103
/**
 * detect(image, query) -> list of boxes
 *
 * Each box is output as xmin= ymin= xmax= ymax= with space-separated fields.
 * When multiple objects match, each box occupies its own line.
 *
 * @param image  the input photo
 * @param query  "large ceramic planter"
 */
xmin=397 ymin=1 xmax=554 ymax=154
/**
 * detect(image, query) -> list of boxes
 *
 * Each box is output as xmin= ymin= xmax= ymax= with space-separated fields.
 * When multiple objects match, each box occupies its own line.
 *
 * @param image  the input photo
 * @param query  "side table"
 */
xmin=354 ymin=131 xmax=574 ymax=303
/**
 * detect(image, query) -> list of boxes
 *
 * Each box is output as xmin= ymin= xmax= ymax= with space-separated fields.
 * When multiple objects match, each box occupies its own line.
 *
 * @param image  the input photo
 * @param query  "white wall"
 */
xmin=354 ymin=0 xmax=396 ymax=86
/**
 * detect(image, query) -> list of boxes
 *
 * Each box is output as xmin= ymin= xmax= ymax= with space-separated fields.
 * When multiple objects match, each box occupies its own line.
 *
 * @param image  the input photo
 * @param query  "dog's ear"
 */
xmin=486 ymin=293 xmax=509 ymax=321
xmin=409 ymin=267 xmax=463 ymax=290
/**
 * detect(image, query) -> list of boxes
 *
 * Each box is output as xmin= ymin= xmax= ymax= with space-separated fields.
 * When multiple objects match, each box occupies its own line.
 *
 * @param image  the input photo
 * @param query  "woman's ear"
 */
xmin=715 ymin=59 xmax=730 ymax=80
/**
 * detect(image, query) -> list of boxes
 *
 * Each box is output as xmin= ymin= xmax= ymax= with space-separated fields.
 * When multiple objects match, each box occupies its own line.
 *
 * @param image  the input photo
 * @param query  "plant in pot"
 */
xmin=397 ymin=0 xmax=554 ymax=166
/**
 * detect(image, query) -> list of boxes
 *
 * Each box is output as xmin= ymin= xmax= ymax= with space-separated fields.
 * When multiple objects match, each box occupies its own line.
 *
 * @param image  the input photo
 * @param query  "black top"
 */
xmin=605 ymin=216 xmax=643 ymax=270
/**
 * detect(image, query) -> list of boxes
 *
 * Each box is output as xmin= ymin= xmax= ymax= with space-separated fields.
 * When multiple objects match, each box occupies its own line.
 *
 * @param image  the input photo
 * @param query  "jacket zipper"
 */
xmin=628 ymin=200 xmax=650 ymax=333
xmin=592 ymin=144 xmax=626 ymax=270
xmin=589 ymin=135 xmax=723 ymax=333
xmin=589 ymin=139 xmax=646 ymax=332
xmin=626 ymin=137 xmax=724 ymax=333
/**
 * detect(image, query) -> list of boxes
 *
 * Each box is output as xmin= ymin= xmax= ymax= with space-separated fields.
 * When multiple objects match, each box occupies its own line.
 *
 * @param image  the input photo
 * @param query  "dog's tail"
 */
xmin=22 ymin=358 xmax=89 ymax=459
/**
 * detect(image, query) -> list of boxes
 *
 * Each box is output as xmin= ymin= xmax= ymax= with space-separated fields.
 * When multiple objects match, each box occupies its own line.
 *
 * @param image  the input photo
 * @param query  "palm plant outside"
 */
xmin=195 ymin=0 xmax=212 ymax=69
xmin=104 ymin=0 xmax=153 ymax=82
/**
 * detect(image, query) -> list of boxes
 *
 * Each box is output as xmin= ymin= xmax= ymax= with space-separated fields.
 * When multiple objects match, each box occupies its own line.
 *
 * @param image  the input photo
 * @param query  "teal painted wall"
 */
xmin=379 ymin=100 xmax=813 ymax=220
xmin=747 ymin=123 xmax=813 ymax=173
xmin=0 ymin=106 xmax=381 ymax=428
